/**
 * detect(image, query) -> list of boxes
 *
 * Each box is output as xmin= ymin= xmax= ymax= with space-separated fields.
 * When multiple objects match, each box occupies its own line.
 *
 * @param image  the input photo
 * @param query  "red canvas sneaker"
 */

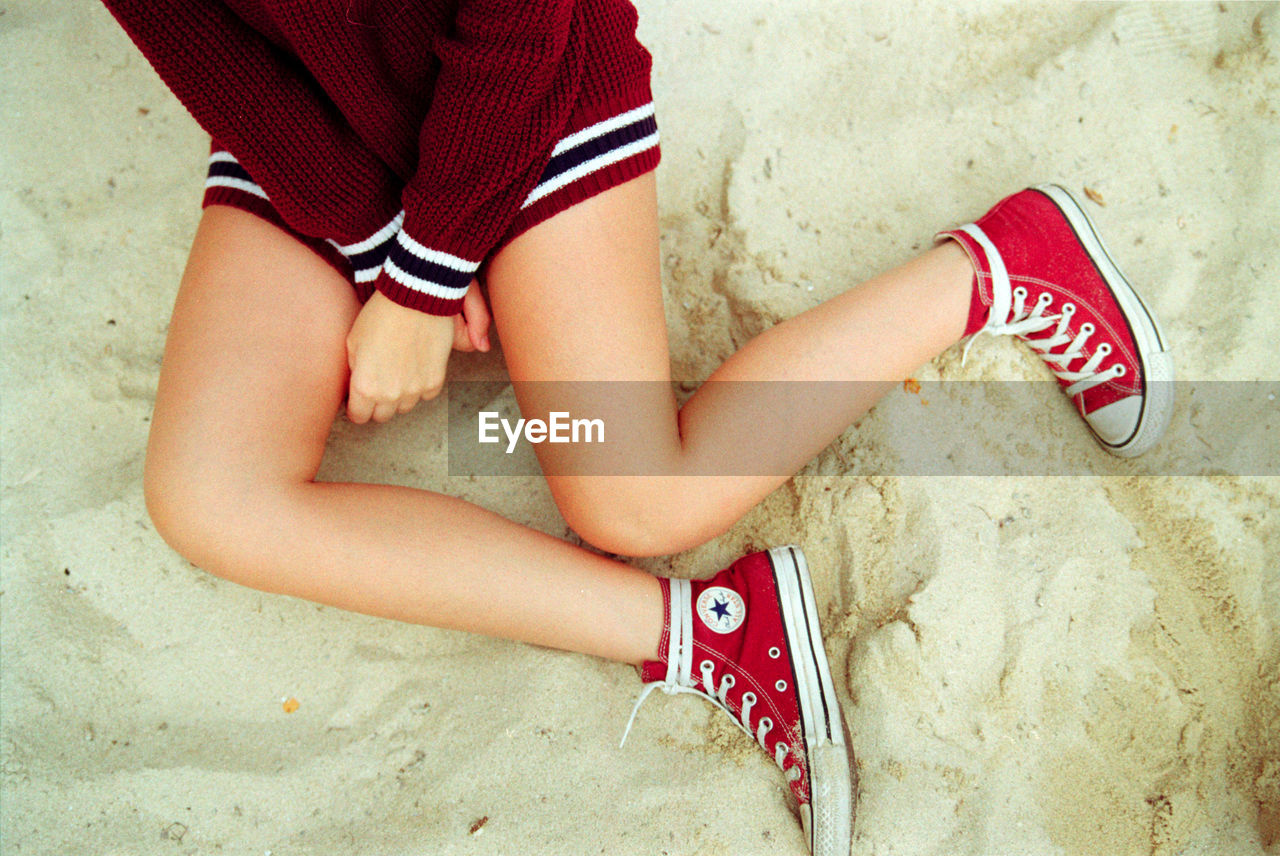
xmin=938 ymin=184 xmax=1175 ymax=457
xmin=623 ymin=547 xmax=856 ymax=855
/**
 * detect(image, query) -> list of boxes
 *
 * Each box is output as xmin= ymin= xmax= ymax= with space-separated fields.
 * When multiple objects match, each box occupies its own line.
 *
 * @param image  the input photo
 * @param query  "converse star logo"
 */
xmin=696 ymin=587 xmax=746 ymax=634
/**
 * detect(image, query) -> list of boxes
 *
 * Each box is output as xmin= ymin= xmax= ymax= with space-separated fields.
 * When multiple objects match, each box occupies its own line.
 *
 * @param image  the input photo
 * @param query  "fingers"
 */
xmin=452 ymin=313 xmax=475 ymax=352
xmin=347 ymin=388 xmax=375 ymax=425
xmin=371 ymin=400 xmax=399 ymax=424
xmin=463 ymin=279 xmax=491 ymax=352
xmin=447 ymin=281 xmax=492 ymax=353
xmin=344 ymin=293 xmax=457 ymax=425
xmin=347 ymin=376 xmax=446 ymax=424
xmin=347 ymin=391 xmax=421 ymax=424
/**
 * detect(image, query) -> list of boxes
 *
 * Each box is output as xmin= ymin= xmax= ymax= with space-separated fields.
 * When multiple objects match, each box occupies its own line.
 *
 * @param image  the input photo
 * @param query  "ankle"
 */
xmin=934 ymin=238 xmax=986 ymax=340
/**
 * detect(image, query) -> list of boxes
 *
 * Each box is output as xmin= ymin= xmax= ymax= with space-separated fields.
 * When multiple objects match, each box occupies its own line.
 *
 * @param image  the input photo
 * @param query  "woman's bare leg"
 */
xmin=487 ymin=173 xmax=972 ymax=556
xmin=145 ymin=206 xmax=662 ymax=665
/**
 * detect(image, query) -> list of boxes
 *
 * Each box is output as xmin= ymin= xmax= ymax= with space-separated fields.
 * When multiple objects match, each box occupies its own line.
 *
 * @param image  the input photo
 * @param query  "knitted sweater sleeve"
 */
xmin=372 ymin=0 xmax=585 ymax=315
xmin=100 ymin=0 xmax=403 ymax=245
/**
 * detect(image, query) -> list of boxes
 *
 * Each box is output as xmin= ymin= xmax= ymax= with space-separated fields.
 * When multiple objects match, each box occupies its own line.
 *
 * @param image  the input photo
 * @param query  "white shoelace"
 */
xmin=621 ymin=580 xmax=797 ymax=779
xmin=958 ymin=223 xmax=1125 ymax=398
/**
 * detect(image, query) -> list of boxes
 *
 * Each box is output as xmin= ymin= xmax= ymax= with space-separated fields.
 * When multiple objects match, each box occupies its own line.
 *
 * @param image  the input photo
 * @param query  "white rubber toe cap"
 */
xmin=1087 ymin=396 xmax=1143 ymax=447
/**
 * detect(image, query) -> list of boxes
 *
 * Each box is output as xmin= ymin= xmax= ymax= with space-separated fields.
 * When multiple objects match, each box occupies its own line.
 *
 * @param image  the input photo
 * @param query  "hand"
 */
xmin=345 ymin=280 xmax=491 ymax=424
xmin=449 ymin=278 xmax=493 ymax=354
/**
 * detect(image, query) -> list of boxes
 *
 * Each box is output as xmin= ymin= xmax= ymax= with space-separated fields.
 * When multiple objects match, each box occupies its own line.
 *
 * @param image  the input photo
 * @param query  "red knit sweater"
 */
xmin=101 ymin=0 xmax=657 ymax=315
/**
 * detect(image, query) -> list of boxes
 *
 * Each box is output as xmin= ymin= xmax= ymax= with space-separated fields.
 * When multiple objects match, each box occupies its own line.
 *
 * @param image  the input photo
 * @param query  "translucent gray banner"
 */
xmin=446 ymin=381 xmax=1278 ymax=477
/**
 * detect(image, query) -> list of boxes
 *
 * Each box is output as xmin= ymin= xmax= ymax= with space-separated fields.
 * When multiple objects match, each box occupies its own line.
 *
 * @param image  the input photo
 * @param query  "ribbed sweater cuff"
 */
xmin=373 ymin=230 xmax=477 ymax=315
xmin=326 ymin=212 xmax=402 ymax=287
xmin=325 ymin=217 xmax=473 ymax=315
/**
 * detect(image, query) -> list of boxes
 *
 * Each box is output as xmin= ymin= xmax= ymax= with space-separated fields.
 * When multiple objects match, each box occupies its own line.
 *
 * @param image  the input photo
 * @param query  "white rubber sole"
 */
xmin=768 ymin=546 xmax=855 ymax=856
xmin=1032 ymin=184 xmax=1176 ymax=457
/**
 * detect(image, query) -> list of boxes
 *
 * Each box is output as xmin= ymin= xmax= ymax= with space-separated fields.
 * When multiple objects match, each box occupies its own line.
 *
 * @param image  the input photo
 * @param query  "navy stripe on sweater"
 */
xmin=523 ymin=103 xmax=660 ymax=209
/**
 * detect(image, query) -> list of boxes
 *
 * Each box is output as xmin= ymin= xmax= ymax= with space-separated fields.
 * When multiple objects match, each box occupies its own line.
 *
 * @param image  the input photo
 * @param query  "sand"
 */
xmin=2 ymin=1 xmax=1277 ymax=854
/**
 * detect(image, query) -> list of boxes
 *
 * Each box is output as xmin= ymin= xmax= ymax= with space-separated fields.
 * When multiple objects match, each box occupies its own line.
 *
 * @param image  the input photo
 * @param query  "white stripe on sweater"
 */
xmin=549 ymin=102 xmax=656 ymax=157
xmin=205 ymin=175 xmax=269 ymax=200
xmin=382 ymin=257 xmax=473 ymax=299
xmin=522 ymin=132 xmax=659 ymax=209
xmin=331 ymin=211 xmax=405 ymax=256
xmin=393 ymin=230 xmax=480 ymax=273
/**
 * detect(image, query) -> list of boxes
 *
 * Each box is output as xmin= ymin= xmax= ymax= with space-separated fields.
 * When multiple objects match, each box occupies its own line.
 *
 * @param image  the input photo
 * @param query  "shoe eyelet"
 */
xmin=776 ymin=741 xmax=789 ymax=756
xmin=741 ymin=692 xmax=757 ymax=705
xmin=721 ymin=674 xmax=736 ymax=689
xmin=1062 ymin=302 xmax=1076 ymax=317
xmin=1035 ymin=292 xmax=1053 ymax=308
xmin=1097 ymin=343 xmax=1111 ymax=356
xmin=768 ymin=646 xmax=781 ymax=659
xmin=758 ymin=717 xmax=773 ymax=731
xmin=1113 ymin=364 xmax=1127 ymax=377
xmin=1080 ymin=322 xmax=1095 ymax=335
xmin=775 ymin=679 xmax=788 ymax=692
xmin=1013 ymin=286 xmax=1028 ymax=299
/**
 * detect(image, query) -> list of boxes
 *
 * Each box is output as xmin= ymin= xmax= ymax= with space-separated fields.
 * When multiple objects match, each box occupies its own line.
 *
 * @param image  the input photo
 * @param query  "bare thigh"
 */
xmin=486 ymin=172 xmax=970 ymax=556
xmin=486 ymin=174 xmax=749 ymax=553
xmin=145 ymin=206 xmax=664 ymax=661
xmin=144 ymin=205 xmax=357 ymax=571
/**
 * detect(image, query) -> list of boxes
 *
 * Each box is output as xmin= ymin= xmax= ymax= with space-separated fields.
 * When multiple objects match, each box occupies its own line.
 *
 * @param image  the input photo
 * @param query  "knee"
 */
xmin=144 ymin=450 xmax=215 ymax=568
xmin=549 ymin=478 xmax=723 ymax=558
xmin=142 ymin=447 xmax=263 ymax=579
